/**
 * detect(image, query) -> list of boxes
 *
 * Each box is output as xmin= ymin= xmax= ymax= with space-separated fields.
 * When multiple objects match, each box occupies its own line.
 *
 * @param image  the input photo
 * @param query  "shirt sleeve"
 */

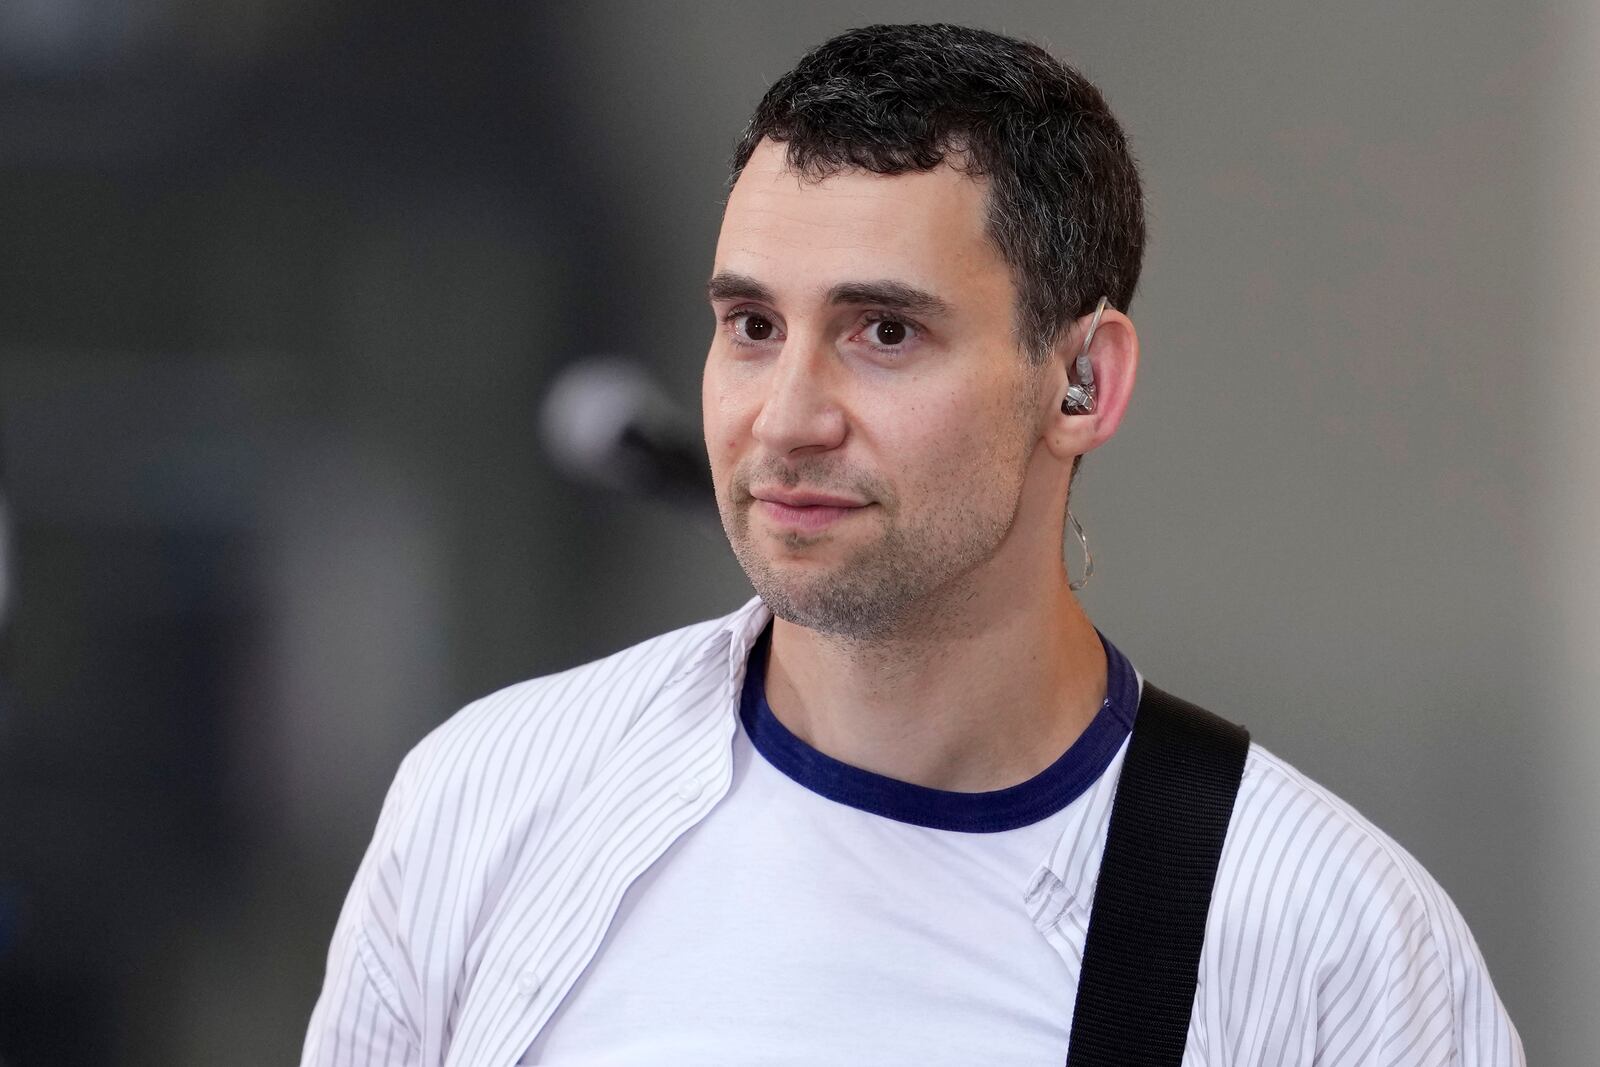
xmin=1306 ymin=866 xmax=1523 ymax=1067
xmin=1202 ymin=754 xmax=1525 ymax=1067
xmin=301 ymin=752 xmax=425 ymax=1067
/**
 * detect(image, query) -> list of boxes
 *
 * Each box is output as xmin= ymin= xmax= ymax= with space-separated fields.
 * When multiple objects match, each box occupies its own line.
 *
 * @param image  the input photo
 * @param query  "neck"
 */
xmin=762 ymin=560 xmax=1108 ymax=793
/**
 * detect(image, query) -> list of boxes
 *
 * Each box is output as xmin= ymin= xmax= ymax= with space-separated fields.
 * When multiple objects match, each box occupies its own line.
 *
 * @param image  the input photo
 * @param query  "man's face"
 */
xmin=703 ymin=139 xmax=1050 ymax=639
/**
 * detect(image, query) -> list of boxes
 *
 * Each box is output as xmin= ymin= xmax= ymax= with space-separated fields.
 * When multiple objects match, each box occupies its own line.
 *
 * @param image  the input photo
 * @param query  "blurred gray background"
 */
xmin=1 ymin=1 xmax=1594 ymax=1063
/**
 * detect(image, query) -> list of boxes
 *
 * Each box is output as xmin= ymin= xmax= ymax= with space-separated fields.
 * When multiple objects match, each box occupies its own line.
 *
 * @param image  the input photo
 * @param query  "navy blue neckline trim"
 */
xmin=739 ymin=628 xmax=1138 ymax=834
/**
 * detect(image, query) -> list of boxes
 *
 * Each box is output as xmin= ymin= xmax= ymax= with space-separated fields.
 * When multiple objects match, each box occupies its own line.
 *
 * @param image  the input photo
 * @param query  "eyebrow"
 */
xmin=706 ymin=271 xmax=775 ymax=305
xmin=706 ymin=271 xmax=952 ymax=317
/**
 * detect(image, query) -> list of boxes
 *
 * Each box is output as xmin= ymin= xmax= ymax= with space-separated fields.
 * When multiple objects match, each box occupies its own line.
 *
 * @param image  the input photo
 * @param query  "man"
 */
xmin=303 ymin=24 xmax=1522 ymax=1066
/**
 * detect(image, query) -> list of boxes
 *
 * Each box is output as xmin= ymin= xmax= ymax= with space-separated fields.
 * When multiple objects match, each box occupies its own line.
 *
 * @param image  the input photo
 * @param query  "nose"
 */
xmin=750 ymin=338 xmax=847 ymax=456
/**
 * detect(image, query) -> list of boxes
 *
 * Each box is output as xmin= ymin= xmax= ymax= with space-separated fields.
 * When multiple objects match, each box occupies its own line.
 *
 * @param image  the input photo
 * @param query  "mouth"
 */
xmin=749 ymin=487 xmax=871 ymax=533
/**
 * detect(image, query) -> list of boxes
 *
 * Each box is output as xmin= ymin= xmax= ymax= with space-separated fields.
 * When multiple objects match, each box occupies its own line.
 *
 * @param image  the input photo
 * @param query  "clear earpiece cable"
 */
xmin=1067 ymin=507 xmax=1093 ymax=591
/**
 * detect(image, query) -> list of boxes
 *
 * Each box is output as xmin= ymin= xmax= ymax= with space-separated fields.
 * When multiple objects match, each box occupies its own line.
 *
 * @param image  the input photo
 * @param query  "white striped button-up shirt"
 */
xmin=302 ymin=597 xmax=1523 ymax=1066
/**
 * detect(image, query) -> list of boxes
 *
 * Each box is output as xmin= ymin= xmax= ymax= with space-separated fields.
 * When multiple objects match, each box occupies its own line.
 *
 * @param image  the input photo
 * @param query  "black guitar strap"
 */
xmin=1064 ymin=684 xmax=1251 ymax=1067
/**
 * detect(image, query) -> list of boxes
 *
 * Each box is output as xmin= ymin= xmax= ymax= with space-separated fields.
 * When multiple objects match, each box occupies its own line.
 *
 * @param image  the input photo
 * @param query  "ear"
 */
xmin=1041 ymin=307 xmax=1139 ymax=463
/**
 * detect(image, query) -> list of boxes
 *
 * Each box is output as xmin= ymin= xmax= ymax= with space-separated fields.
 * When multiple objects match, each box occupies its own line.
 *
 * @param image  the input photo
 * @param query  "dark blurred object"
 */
xmin=541 ymin=357 xmax=715 ymax=516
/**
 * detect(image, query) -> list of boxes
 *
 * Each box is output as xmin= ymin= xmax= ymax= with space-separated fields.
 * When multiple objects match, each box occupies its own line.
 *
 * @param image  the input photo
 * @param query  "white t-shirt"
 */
xmin=303 ymin=597 xmax=1523 ymax=1066
xmin=524 ymin=629 xmax=1139 ymax=1065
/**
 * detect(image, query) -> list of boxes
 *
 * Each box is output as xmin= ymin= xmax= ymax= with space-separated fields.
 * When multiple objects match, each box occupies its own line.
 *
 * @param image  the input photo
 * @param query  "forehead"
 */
xmin=714 ymin=139 xmax=1013 ymax=305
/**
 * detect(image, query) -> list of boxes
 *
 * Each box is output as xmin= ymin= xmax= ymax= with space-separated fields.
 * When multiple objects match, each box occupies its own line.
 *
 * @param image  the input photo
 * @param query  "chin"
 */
xmin=743 ymin=564 xmax=909 ymax=641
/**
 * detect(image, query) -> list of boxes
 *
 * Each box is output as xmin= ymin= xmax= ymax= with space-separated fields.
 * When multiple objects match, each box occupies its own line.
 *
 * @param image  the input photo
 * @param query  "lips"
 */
xmin=752 ymin=488 xmax=867 ymax=509
xmin=749 ymin=487 xmax=869 ymax=532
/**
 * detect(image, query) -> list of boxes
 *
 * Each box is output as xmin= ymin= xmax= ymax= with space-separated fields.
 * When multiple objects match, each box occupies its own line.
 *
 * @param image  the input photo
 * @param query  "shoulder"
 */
xmin=371 ymin=601 xmax=757 ymax=897
xmin=1222 ymin=744 xmax=1431 ymax=899
xmin=1199 ymin=743 xmax=1522 ymax=1064
xmin=350 ymin=603 xmax=759 ymax=967
xmin=308 ymin=601 xmax=766 ymax=1051
xmin=403 ymin=608 xmax=741 ymax=784
xmin=1218 ymin=744 xmax=1460 ymax=945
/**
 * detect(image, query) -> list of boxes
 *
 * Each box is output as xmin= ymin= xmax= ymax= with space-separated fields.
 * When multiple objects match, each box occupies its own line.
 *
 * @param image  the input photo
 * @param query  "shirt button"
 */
xmin=517 ymin=971 xmax=541 ymax=996
xmin=676 ymin=775 xmax=703 ymax=801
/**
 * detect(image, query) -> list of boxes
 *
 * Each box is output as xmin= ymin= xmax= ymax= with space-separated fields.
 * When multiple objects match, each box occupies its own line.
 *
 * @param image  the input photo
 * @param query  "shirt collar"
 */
xmin=739 ymin=624 xmax=1136 ymax=835
xmin=702 ymin=595 xmax=1136 ymax=911
xmin=1023 ymin=672 xmax=1142 ymax=921
xmin=716 ymin=595 xmax=774 ymax=684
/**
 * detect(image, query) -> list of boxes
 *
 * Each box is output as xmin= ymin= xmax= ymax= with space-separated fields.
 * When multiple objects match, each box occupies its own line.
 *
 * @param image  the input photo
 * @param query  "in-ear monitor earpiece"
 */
xmin=1061 ymin=295 xmax=1110 ymax=416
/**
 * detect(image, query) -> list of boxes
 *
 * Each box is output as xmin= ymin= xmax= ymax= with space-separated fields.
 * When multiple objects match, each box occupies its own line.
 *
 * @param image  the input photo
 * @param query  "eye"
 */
xmin=724 ymin=309 xmax=782 ymax=346
xmin=870 ymin=319 xmax=907 ymax=346
xmin=854 ymin=314 xmax=919 ymax=352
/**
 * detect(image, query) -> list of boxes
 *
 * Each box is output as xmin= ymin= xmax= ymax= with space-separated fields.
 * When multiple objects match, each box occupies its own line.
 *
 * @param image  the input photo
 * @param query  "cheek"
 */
xmin=891 ymin=381 xmax=1032 ymax=499
xmin=870 ymin=388 xmax=989 ymax=487
xmin=701 ymin=364 xmax=753 ymax=466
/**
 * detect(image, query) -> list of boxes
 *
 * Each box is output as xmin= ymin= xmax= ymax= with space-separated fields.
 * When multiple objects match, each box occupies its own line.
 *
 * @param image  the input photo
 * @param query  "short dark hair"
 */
xmin=731 ymin=23 xmax=1145 ymax=363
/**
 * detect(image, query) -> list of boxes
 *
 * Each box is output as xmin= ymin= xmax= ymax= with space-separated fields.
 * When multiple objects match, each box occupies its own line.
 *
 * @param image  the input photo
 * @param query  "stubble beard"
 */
xmin=720 ymin=460 xmax=1023 ymax=643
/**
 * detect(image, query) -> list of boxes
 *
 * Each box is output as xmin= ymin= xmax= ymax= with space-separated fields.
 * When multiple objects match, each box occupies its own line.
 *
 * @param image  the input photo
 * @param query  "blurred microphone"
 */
xmin=539 ymin=357 xmax=716 ymax=516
